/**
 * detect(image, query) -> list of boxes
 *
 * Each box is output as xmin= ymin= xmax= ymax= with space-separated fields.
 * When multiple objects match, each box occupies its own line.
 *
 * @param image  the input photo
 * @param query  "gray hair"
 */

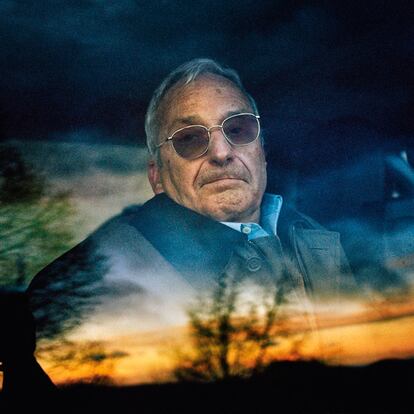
xmin=144 ymin=58 xmax=259 ymax=158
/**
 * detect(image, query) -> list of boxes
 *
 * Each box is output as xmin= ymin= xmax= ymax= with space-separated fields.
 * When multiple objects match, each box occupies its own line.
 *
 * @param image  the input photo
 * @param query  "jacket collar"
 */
xmin=126 ymin=193 xmax=245 ymax=283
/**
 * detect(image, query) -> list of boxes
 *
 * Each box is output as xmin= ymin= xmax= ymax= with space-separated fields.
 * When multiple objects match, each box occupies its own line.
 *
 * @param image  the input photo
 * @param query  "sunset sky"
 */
xmin=36 ymin=294 xmax=414 ymax=386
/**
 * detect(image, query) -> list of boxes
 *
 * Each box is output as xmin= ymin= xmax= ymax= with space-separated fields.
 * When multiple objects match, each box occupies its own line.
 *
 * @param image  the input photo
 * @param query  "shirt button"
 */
xmin=241 ymin=225 xmax=252 ymax=235
xmin=247 ymin=256 xmax=262 ymax=272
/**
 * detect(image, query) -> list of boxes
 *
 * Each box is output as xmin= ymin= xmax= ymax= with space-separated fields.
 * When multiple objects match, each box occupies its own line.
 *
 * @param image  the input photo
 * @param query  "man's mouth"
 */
xmin=198 ymin=168 xmax=249 ymax=188
xmin=200 ymin=176 xmax=246 ymax=187
xmin=208 ymin=177 xmax=240 ymax=183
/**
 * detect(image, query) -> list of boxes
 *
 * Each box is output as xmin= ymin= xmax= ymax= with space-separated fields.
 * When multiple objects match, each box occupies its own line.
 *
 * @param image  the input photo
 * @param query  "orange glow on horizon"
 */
xmin=34 ymin=300 xmax=414 ymax=387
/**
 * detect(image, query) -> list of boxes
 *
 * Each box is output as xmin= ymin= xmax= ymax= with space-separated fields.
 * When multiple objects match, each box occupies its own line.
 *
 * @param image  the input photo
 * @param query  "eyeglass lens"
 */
xmin=172 ymin=114 xmax=259 ymax=159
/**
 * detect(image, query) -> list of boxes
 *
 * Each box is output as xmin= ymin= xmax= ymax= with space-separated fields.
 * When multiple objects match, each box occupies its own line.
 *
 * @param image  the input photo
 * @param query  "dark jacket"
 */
xmin=25 ymin=193 xmax=355 ymax=385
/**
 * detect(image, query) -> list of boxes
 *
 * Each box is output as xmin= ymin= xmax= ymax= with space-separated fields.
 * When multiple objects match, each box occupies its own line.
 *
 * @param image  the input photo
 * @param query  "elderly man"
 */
xmin=24 ymin=58 xmax=354 ymax=387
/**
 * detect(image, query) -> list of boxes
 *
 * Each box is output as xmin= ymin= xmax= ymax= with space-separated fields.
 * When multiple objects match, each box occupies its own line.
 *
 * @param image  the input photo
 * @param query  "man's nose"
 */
xmin=207 ymin=128 xmax=234 ymax=165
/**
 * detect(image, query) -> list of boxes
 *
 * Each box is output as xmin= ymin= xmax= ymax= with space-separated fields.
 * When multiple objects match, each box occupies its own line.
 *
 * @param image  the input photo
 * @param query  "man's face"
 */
xmin=148 ymin=74 xmax=267 ymax=223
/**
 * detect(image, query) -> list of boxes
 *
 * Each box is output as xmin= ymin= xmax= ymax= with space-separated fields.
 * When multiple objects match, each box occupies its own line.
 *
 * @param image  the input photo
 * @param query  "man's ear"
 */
xmin=148 ymin=159 xmax=164 ymax=194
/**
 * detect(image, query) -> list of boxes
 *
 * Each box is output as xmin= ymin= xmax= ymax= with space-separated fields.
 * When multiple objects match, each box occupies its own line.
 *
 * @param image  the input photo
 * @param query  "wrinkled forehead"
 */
xmin=156 ymin=74 xmax=253 ymax=127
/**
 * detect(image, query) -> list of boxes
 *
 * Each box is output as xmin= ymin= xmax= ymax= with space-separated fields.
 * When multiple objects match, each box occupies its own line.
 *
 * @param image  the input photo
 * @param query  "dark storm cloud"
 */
xmin=1 ymin=0 xmax=413 ymax=150
xmin=241 ymin=4 xmax=413 ymax=144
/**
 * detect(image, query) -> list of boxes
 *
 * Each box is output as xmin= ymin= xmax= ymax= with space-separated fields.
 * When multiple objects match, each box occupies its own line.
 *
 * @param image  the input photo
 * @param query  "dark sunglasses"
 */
xmin=156 ymin=112 xmax=261 ymax=159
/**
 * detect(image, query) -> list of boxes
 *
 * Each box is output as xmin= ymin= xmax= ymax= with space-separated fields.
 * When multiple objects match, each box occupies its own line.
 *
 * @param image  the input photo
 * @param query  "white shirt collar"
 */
xmin=221 ymin=193 xmax=283 ymax=237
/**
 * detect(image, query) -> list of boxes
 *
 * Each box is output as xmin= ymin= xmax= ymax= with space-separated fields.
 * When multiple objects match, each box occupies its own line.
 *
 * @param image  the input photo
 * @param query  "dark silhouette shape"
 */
xmin=33 ymin=358 xmax=412 ymax=414
xmin=0 ymin=287 xmax=58 ymax=409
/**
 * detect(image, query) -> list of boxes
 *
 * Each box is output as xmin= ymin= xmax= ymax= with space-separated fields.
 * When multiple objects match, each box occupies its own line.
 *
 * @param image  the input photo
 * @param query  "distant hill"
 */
xmin=18 ymin=358 xmax=411 ymax=414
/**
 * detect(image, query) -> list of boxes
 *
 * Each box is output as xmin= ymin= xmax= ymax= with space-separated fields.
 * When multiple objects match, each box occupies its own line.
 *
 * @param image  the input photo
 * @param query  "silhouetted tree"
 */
xmin=38 ymin=339 xmax=128 ymax=385
xmin=26 ymin=241 xmax=122 ymax=381
xmin=175 ymin=271 xmax=287 ymax=381
xmin=0 ymin=144 xmax=76 ymax=286
xmin=28 ymin=241 xmax=109 ymax=342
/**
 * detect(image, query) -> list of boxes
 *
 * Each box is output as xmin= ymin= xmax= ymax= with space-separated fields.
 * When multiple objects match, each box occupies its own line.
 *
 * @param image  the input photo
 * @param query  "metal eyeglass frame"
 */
xmin=155 ymin=112 xmax=261 ymax=159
